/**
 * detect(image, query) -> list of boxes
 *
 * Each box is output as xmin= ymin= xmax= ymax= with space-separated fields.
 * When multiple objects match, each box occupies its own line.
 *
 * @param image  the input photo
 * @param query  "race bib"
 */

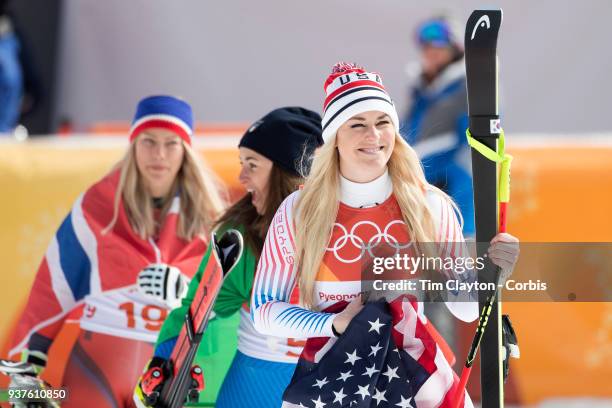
xmin=80 ymin=286 xmax=169 ymax=342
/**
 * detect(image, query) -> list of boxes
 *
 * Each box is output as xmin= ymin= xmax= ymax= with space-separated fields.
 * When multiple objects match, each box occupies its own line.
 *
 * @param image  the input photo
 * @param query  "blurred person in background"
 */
xmin=0 ymin=0 xmax=22 ymax=134
xmin=401 ymin=14 xmax=474 ymax=358
xmin=402 ymin=15 xmax=474 ymax=237
xmin=8 ymin=95 xmax=226 ymax=407
xmin=135 ymin=107 xmax=323 ymax=408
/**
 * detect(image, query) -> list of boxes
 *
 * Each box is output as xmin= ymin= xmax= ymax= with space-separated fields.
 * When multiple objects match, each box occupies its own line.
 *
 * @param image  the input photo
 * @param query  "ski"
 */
xmin=463 ymin=9 xmax=505 ymax=408
xmin=158 ymin=229 xmax=243 ymax=408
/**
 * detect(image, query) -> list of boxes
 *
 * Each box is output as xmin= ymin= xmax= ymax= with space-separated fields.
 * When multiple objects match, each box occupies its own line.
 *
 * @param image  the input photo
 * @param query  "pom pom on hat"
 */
xmin=130 ymin=95 xmax=194 ymax=145
xmin=321 ymin=62 xmax=399 ymax=143
xmin=323 ymin=62 xmax=367 ymax=90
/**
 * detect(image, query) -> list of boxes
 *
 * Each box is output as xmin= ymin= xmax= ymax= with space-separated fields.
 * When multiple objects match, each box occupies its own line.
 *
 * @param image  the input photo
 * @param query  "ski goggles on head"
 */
xmin=416 ymin=20 xmax=452 ymax=48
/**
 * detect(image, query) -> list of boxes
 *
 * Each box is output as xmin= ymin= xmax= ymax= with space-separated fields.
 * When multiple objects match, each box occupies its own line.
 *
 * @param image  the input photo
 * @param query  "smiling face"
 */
xmin=335 ymin=111 xmax=395 ymax=183
xmin=238 ymin=147 xmax=274 ymax=215
xmin=134 ymin=128 xmax=185 ymax=198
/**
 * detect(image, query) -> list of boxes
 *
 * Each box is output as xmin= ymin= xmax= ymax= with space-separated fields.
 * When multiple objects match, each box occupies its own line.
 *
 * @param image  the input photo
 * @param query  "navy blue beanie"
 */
xmin=239 ymin=107 xmax=323 ymax=176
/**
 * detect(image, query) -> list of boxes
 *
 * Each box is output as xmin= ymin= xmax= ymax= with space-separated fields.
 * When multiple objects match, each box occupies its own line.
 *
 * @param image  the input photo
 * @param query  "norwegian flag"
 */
xmin=9 ymin=169 xmax=207 ymax=357
xmin=282 ymin=297 xmax=472 ymax=408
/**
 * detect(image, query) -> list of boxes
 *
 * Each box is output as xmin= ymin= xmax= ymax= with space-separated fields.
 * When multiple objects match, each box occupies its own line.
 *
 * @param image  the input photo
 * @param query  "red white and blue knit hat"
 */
xmin=321 ymin=62 xmax=400 ymax=143
xmin=129 ymin=95 xmax=194 ymax=145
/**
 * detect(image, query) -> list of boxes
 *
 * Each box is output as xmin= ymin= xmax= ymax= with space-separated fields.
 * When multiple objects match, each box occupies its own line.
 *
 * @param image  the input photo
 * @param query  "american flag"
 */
xmin=282 ymin=297 xmax=471 ymax=408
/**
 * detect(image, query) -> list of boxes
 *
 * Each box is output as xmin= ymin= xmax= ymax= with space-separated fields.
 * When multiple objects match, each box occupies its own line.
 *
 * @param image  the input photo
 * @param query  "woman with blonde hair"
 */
xmin=251 ymin=63 xmax=519 ymax=407
xmin=135 ymin=107 xmax=324 ymax=408
xmin=9 ymin=95 xmax=225 ymax=407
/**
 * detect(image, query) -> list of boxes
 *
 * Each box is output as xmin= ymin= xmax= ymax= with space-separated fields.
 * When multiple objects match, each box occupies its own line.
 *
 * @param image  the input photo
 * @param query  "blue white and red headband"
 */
xmin=129 ymin=95 xmax=194 ymax=145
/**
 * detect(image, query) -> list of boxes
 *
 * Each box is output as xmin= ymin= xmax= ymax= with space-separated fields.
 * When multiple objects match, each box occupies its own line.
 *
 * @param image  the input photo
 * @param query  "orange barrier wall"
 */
xmin=487 ymin=145 xmax=612 ymax=405
xmin=0 ymin=137 xmax=610 ymax=405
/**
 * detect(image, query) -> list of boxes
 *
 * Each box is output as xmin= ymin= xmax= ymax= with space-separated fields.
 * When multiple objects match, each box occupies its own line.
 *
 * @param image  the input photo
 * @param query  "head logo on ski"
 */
xmin=470 ymin=15 xmax=491 ymax=40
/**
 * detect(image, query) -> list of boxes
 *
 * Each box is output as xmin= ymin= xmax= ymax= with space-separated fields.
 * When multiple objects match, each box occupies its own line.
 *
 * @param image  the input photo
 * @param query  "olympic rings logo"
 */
xmin=325 ymin=220 xmax=414 ymax=264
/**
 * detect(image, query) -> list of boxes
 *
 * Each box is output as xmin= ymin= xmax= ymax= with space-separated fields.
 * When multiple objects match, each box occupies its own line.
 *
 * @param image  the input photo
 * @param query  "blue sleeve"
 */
xmin=456 ymin=113 xmax=469 ymax=147
xmin=154 ymin=336 xmax=177 ymax=360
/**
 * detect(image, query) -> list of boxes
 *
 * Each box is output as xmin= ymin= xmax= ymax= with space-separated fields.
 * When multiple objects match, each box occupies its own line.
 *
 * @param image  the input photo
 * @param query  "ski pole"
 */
xmin=452 ymin=236 xmax=504 ymax=408
xmin=452 ymin=128 xmax=512 ymax=408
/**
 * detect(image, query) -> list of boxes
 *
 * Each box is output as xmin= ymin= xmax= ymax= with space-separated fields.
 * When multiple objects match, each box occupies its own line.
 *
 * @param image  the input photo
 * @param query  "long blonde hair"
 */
xmin=104 ymin=142 xmax=226 ymax=241
xmin=295 ymin=133 xmax=459 ymax=308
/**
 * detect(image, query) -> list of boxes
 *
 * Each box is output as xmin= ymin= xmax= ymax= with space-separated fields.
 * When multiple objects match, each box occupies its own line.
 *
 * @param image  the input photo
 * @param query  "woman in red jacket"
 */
xmin=10 ymin=95 xmax=225 ymax=407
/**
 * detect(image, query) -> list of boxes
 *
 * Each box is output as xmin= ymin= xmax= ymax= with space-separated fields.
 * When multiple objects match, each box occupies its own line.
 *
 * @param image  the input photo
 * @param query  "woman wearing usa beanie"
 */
xmin=251 ymin=64 xmax=520 ymax=407
xmin=9 ymin=95 xmax=225 ymax=407
xmin=136 ymin=107 xmax=323 ymax=407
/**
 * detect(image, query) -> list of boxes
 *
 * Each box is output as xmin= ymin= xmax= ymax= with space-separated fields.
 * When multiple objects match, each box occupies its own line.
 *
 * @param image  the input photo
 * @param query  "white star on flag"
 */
xmin=368 ymin=318 xmax=385 ymax=334
xmin=313 ymin=377 xmax=329 ymax=389
xmin=355 ymin=384 xmax=370 ymax=400
xmin=344 ymin=349 xmax=362 ymax=365
xmin=362 ymin=364 xmax=380 ymax=378
xmin=312 ymin=395 xmax=326 ymax=408
xmin=369 ymin=342 xmax=383 ymax=357
xmin=395 ymin=394 xmax=413 ymax=407
xmin=337 ymin=370 xmax=354 ymax=382
xmin=382 ymin=364 xmax=400 ymax=383
xmin=372 ymin=387 xmax=388 ymax=406
xmin=332 ymin=387 xmax=347 ymax=404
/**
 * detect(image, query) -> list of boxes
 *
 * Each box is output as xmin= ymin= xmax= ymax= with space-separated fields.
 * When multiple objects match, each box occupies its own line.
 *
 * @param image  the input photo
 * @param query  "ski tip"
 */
xmin=469 ymin=8 xmax=503 ymax=18
xmin=465 ymin=9 xmax=502 ymax=45
xmin=217 ymin=229 xmax=244 ymax=275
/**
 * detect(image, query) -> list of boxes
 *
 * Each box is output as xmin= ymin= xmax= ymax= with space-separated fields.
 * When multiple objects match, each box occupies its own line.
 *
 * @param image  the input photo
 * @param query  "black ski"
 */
xmin=464 ymin=9 xmax=505 ymax=408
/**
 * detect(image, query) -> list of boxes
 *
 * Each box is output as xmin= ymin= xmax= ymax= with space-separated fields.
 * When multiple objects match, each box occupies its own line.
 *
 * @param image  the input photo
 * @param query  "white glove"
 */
xmin=137 ymin=264 xmax=190 ymax=309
